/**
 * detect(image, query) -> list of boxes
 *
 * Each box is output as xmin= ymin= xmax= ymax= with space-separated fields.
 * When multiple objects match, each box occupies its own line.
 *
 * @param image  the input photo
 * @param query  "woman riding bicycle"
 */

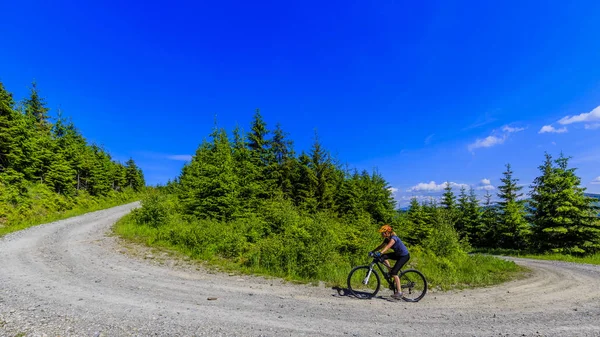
xmin=371 ymin=224 xmax=410 ymax=299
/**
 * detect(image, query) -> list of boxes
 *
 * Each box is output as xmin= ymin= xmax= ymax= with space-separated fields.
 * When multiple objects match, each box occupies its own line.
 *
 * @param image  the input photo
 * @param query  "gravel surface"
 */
xmin=1 ymin=203 xmax=600 ymax=337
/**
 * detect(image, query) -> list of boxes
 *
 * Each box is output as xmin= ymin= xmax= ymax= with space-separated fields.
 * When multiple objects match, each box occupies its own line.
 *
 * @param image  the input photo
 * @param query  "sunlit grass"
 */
xmin=0 ymin=193 xmax=141 ymax=238
xmin=114 ymin=213 xmax=527 ymax=290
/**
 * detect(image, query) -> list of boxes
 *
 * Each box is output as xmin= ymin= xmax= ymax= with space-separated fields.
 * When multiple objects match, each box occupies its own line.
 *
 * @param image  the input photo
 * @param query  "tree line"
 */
xmin=0 ymin=80 xmax=145 ymax=224
xmin=164 ymin=109 xmax=398 ymax=225
xmin=402 ymin=156 xmax=600 ymax=256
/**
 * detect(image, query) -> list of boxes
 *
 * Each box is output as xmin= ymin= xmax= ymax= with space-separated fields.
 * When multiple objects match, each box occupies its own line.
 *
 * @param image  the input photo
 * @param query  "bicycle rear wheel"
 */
xmin=399 ymin=269 xmax=427 ymax=302
xmin=347 ymin=265 xmax=380 ymax=299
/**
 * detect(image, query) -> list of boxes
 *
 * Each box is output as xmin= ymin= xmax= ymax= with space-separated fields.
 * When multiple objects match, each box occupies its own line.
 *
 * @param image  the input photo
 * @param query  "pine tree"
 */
xmin=310 ymin=131 xmax=336 ymax=210
xmin=293 ymin=151 xmax=317 ymax=212
xmin=23 ymin=81 xmax=51 ymax=130
xmin=335 ymin=169 xmax=362 ymax=217
xmin=232 ymin=125 xmax=261 ymax=210
xmin=480 ymin=190 xmax=498 ymax=248
xmin=178 ymin=129 xmax=238 ymax=220
xmin=441 ymin=182 xmax=457 ymax=211
xmin=0 ymin=82 xmax=16 ymax=171
xmin=440 ymin=182 xmax=459 ymax=228
xmin=405 ymin=197 xmax=434 ymax=245
xmin=270 ymin=123 xmax=295 ymax=197
xmin=456 ymin=186 xmax=469 ymax=238
xmin=529 ymin=153 xmax=600 ymax=255
xmin=247 ymin=109 xmax=276 ymax=197
xmin=125 ymin=158 xmax=144 ymax=191
xmin=496 ymin=163 xmax=530 ymax=250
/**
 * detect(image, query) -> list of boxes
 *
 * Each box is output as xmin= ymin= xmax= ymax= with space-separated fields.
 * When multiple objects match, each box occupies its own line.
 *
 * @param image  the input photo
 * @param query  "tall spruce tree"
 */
xmin=310 ymin=131 xmax=336 ymax=210
xmin=406 ymin=197 xmax=434 ymax=246
xmin=270 ymin=123 xmax=295 ymax=197
xmin=23 ymin=81 xmax=51 ymax=129
xmin=496 ymin=163 xmax=530 ymax=249
xmin=0 ymin=82 xmax=16 ymax=171
xmin=529 ymin=153 xmax=600 ymax=255
xmin=480 ymin=190 xmax=498 ymax=248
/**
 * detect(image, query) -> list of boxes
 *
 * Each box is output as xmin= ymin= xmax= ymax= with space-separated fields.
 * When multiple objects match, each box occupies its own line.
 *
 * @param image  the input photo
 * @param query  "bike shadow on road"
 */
xmin=331 ymin=286 xmax=401 ymax=302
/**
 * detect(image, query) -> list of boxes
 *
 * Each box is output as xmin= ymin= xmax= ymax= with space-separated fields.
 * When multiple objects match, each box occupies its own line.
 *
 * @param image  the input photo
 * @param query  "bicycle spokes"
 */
xmin=399 ymin=269 xmax=427 ymax=302
xmin=347 ymin=266 xmax=380 ymax=299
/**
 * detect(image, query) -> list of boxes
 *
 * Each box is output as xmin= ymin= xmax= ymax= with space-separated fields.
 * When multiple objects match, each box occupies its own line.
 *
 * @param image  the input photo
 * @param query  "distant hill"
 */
xmin=585 ymin=193 xmax=600 ymax=200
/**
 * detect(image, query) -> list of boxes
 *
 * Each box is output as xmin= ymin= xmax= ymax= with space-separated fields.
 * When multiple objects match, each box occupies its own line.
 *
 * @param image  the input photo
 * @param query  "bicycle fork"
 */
xmin=362 ymin=263 xmax=376 ymax=285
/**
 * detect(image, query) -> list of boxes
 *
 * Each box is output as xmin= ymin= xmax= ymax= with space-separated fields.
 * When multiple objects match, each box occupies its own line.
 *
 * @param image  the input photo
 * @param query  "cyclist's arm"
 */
xmin=379 ymin=238 xmax=395 ymax=254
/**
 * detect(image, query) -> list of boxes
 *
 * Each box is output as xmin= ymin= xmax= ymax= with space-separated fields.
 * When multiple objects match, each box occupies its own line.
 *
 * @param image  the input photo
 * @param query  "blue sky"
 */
xmin=2 ymin=0 xmax=600 ymax=206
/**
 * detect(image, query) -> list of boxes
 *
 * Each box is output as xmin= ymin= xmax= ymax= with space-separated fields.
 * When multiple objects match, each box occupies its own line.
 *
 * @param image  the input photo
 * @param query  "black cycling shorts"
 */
xmin=382 ymin=252 xmax=410 ymax=276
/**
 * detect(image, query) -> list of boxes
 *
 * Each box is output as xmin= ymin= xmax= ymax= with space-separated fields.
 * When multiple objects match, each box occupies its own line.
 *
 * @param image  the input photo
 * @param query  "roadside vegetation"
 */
xmin=0 ymin=80 xmax=145 ymax=237
xmin=113 ymin=110 xmax=540 ymax=290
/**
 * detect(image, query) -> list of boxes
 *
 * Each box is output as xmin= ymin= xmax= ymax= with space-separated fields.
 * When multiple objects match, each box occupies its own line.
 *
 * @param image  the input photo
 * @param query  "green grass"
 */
xmin=113 ymin=213 xmax=527 ymax=291
xmin=0 ymin=193 xmax=141 ymax=238
xmin=510 ymin=252 xmax=600 ymax=265
xmin=473 ymin=248 xmax=600 ymax=266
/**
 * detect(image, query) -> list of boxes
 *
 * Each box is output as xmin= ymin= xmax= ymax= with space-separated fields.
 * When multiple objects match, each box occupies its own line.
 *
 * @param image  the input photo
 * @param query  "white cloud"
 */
xmin=476 ymin=178 xmax=495 ymax=190
xmin=467 ymin=123 xmax=524 ymax=152
xmin=592 ymin=177 xmax=600 ymax=185
xmin=539 ymin=125 xmax=567 ymax=134
xmin=468 ymin=135 xmax=506 ymax=151
xmin=558 ymin=106 xmax=600 ymax=125
xmin=388 ymin=187 xmax=399 ymax=195
xmin=585 ymin=123 xmax=600 ymax=130
xmin=502 ymin=125 xmax=525 ymax=133
xmin=166 ymin=155 xmax=193 ymax=161
xmin=407 ymin=181 xmax=469 ymax=192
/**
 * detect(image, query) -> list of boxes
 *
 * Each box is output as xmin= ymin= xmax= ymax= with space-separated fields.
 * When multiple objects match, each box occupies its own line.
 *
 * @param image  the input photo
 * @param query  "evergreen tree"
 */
xmin=529 ymin=153 xmax=600 ymax=255
xmin=457 ymin=186 xmax=481 ymax=243
xmin=441 ymin=182 xmax=457 ymax=212
xmin=310 ymin=131 xmax=336 ymax=210
xmin=125 ymin=158 xmax=144 ymax=192
xmin=405 ymin=197 xmax=433 ymax=245
xmin=178 ymin=129 xmax=238 ymax=220
xmin=23 ymin=81 xmax=51 ymax=129
xmin=496 ymin=163 xmax=530 ymax=249
xmin=293 ymin=151 xmax=317 ymax=212
xmin=456 ymin=186 xmax=469 ymax=238
xmin=232 ymin=125 xmax=261 ymax=210
xmin=465 ymin=187 xmax=482 ymax=245
xmin=247 ymin=109 xmax=275 ymax=197
xmin=335 ymin=169 xmax=362 ymax=217
xmin=0 ymin=82 xmax=16 ymax=171
xmin=479 ymin=190 xmax=498 ymax=248
xmin=270 ymin=123 xmax=295 ymax=197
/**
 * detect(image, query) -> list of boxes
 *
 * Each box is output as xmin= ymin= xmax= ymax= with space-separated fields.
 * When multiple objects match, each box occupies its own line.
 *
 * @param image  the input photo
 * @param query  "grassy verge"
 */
xmin=515 ymin=253 xmax=600 ymax=265
xmin=114 ymin=212 xmax=526 ymax=291
xmin=473 ymin=248 xmax=600 ymax=266
xmin=0 ymin=190 xmax=141 ymax=238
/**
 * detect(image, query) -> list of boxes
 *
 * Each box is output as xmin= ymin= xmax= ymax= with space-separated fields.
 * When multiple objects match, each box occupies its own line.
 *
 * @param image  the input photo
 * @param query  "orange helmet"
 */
xmin=378 ymin=224 xmax=393 ymax=233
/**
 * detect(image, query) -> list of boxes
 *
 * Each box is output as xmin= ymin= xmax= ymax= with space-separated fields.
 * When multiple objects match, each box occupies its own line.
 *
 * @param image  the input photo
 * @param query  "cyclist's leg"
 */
xmin=390 ymin=254 xmax=410 ymax=295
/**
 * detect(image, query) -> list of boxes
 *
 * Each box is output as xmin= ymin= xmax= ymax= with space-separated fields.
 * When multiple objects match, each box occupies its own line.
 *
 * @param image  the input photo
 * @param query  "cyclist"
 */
xmin=370 ymin=224 xmax=410 ymax=299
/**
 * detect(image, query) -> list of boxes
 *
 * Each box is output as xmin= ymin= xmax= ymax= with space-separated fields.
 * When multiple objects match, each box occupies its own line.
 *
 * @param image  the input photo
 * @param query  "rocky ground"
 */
xmin=1 ymin=203 xmax=599 ymax=336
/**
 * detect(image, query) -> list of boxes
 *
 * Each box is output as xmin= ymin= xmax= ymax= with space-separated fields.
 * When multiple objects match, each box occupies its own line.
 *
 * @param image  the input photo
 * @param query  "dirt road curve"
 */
xmin=1 ymin=203 xmax=600 ymax=337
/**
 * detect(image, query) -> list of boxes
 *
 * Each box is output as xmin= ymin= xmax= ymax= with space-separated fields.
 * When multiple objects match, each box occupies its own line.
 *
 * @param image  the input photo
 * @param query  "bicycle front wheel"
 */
xmin=399 ymin=269 xmax=427 ymax=302
xmin=347 ymin=265 xmax=380 ymax=299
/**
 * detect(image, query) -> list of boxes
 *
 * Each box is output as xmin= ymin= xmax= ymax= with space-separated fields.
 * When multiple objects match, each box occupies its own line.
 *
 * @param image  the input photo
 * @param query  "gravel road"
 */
xmin=1 ymin=203 xmax=600 ymax=337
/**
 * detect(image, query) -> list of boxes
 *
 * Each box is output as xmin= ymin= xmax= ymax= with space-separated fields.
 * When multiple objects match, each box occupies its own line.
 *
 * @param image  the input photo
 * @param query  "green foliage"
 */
xmin=529 ymin=153 xmax=600 ymax=255
xmin=0 ymin=80 xmax=145 ymax=234
xmin=495 ymin=163 xmax=530 ymax=250
xmin=127 ymin=110 xmax=513 ymax=288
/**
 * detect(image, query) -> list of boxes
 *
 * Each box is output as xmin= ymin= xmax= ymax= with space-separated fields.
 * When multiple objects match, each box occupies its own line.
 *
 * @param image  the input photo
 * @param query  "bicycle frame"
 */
xmin=365 ymin=258 xmax=396 ymax=290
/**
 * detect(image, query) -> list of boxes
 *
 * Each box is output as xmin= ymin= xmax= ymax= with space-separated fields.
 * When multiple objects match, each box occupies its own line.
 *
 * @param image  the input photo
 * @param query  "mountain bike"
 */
xmin=346 ymin=252 xmax=427 ymax=302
